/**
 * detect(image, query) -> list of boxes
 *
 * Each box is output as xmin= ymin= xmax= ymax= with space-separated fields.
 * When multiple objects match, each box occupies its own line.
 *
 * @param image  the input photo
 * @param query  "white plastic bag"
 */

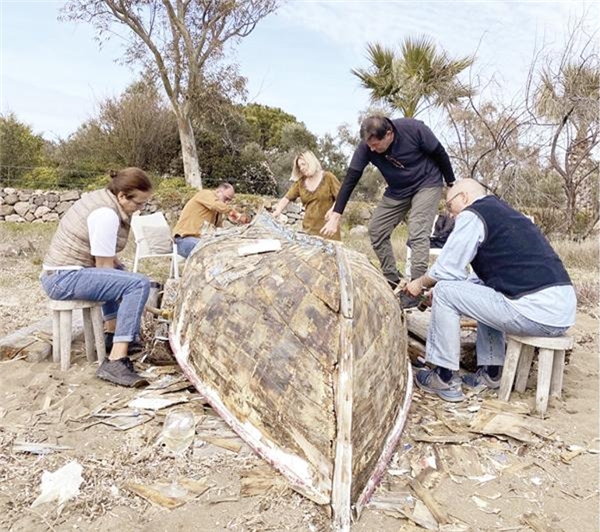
xmin=31 ymin=460 xmax=84 ymax=508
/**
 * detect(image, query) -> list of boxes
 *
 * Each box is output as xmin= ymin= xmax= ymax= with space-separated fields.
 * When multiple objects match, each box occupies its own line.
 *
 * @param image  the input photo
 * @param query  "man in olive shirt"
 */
xmin=321 ymin=116 xmax=455 ymax=308
xmin=173 ymin=182 xmax=238 ymax=258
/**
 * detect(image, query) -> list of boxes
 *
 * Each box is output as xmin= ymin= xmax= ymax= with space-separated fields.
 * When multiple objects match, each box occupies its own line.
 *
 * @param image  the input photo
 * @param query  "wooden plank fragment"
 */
xmin=0 ymin=314 xmax=85 ymax=362
xmin=124 ymin=478 xmax=209 ymax=509
xmin=408 ymin=478 xmax=449 ymax=525
xmin=521 ymin=512 xmax=565 ymax=532
xmin=201 ymin=436 xmax=242 ymax=453
xmin=240 ymin=465 xmax=290 ymax=497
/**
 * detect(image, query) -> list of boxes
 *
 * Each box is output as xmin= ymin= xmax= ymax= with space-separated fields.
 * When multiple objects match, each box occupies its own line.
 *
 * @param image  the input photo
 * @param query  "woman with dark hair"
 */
xmin=41 ymin=167 xmax=153 ymax=387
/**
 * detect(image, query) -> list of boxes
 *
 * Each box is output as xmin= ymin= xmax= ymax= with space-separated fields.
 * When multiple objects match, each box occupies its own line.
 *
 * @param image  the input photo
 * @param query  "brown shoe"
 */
xmin=96 ymin=358 xmax=148 ymax=388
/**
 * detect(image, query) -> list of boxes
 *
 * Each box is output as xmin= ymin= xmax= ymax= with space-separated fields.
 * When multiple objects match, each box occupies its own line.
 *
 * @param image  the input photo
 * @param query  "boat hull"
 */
xmin=170 ymin=215 xmax=412 ymax=527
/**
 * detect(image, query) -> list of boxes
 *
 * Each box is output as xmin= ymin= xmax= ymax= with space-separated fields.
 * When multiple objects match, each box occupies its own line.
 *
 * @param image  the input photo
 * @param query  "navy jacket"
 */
xmin=334 ymin=118 xmax=455 ymax=213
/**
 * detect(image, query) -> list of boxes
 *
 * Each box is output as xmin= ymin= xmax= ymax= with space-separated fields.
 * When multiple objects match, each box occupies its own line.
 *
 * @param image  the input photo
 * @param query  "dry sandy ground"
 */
xmin=0 ymin=225 xmax=598 ymax=532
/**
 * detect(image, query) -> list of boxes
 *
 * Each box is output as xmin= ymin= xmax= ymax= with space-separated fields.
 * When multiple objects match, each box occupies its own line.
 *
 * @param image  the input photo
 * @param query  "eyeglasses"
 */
xmin=384 ymin=154 xmax=405 ymax=169
xmin=127 ymin=197 xmax=147 ymax=208
xmin=445 ymin=192 xmax=463 ymax=210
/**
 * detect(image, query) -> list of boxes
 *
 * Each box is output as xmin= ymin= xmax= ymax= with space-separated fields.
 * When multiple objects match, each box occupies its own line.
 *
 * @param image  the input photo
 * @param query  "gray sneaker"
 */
xmin=415 ymin=367 xmax=465 ymax=402
xmin=96 ymin=358 xmax=148 ymax=388
xmin=462 ymin=367 xmax=501 ymax=390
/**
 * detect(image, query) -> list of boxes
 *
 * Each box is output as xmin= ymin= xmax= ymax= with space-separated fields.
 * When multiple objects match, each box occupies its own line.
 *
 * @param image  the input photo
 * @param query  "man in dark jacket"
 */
xmin=321 ymin=116 xmax=456 ymax=308
xmin=404 ymin=179 xmax=576 ymax=402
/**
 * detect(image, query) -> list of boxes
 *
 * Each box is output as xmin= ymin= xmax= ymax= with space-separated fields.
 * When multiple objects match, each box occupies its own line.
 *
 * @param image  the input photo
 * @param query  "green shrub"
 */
xmin=20 ymin=167 xmax=61 ymax=189
xmin=83 ymin=174 xmax=111 ymax=191
xmin=153 ymin=177 xmax=196 ymax=210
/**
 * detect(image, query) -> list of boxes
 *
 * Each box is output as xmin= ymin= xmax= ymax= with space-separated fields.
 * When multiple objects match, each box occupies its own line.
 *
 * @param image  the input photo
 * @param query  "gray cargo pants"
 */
xmin=368 ymin=186 xmax=443 ymax=284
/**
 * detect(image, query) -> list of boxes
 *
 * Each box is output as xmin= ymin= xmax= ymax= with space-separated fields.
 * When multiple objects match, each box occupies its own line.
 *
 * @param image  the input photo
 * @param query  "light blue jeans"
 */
xmin=426 ymin=280 xmax=570 ymax=370
xmin=41 ymin=268 xmax=150 ymax=344
xmin=174 ymin=236 xmax=200 ymax=259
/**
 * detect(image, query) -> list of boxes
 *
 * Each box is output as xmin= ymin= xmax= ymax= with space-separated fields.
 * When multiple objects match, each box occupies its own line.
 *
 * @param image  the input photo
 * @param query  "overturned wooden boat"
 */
xmin=169 ymin=214 xmax=412 ymax=529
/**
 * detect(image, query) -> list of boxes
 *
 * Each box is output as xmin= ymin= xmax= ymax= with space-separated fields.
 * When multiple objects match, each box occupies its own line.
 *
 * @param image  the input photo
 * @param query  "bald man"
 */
xmin=404 ymin=179 xmax=576 ymax=402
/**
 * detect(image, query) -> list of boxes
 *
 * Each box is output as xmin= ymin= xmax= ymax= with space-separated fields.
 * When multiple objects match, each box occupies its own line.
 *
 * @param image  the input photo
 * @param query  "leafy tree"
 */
xmin=54 ymin=77 xmax=181 ymax=185
xmin=95 ymin=79 xmax=181 ymax=172
xmin=316 ymin=132 xmax=348 ymax=179
xmin=242 ymin=103 xmax=299 ymax=150
xmin=279 ymin=122 xmax=317 ymax=152
xmin=194 ymin=131 xmax=277 ymax=195
xmin=0 ymin=113 xmax=46 ymax=184
xmin=352 ymin=36 xmax=474 ymax=117
xmin=61 ymin=0 xmax=279 ymax=188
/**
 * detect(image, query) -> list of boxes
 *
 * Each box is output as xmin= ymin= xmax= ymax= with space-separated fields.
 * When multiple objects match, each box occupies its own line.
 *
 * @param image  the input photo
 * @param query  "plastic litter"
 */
xmin=31 ymin=460 xmax=84 ymax=508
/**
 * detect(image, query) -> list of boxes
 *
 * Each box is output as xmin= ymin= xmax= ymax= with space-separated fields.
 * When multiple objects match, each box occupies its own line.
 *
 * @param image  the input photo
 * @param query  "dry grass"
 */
xmin=551 ymin=237 xmax=599 ymax=273
xmin=343 ymin=223 xmax=408 ymax=271
xmin=549 ymin=237 xmax=599 ymax=316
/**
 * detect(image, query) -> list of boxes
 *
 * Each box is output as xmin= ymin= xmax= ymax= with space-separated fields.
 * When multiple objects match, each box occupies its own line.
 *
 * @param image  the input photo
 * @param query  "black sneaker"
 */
xmin=96 ymin=358 xmax=148 ymax=388
xmin=387 ymin=272 xmax=404 ymax=291
xmin=105 ymin=333 xmax=144 ymax=355
xmin=398 ymin=292 xmax=419 ymax=309
xmin=121 ymin=356 xmax=135 ymax=372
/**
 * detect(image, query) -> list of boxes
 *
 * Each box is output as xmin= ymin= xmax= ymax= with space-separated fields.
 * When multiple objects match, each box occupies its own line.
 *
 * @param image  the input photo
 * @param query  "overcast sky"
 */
xmin=0 ymin=0 xmax=595 ymax=142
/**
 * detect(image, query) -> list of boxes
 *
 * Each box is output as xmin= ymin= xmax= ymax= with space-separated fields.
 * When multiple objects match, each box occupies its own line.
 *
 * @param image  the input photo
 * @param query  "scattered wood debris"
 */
xmin=124 ymin=477 xmax=210 ymax=509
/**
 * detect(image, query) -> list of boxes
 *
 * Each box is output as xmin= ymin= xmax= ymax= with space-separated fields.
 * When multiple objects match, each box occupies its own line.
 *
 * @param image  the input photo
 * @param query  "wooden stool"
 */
xmin=498 ymin=334 xmax=573 ymax=416
xmin=48 ymin=300 xmax=106 ymax=371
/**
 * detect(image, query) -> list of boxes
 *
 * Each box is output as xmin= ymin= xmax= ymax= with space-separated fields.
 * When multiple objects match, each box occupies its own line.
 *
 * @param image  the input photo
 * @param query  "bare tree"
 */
xmin=446 ymin=97 xmax=537 ymax=194
xmin=61 ymin=0 xmax=279 ymax=188
xmin=525 ymin=16 xmax=599 ymax=237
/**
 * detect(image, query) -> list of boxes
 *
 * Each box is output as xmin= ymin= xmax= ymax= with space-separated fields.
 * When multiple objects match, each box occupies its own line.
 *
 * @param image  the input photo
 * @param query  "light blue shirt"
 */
xmin=428 ymin=205 xmax=576 ymax=327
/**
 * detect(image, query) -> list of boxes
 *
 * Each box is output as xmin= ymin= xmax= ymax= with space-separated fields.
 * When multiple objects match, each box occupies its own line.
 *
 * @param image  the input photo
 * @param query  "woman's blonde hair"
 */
xmin=290 ymin=151 xmax=322 ymax=181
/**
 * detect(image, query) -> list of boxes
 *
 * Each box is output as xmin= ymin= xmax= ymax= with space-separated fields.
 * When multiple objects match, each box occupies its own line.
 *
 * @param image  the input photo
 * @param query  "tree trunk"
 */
xmin=177 ymin=114 xmax=202 ymax=188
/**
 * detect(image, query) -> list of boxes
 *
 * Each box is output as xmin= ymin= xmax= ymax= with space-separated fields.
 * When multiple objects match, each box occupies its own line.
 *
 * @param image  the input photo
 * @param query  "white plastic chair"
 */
xmin=131 ymin=212 xmax=179 ymax=279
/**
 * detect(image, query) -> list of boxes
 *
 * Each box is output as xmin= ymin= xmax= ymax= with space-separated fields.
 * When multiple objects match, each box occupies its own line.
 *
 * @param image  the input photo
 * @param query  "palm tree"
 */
xmin=352 ymin=36 xmax=474 ymax=118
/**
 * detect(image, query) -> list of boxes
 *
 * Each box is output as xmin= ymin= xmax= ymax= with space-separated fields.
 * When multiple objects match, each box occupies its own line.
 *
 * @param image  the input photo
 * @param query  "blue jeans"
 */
xmin=174 ymin=236 xmax=200 ymax=259
xmin=426 ymin=280 xmax=569 ymax=370
xmin=41 ymin=268 xmax=150 ymax=344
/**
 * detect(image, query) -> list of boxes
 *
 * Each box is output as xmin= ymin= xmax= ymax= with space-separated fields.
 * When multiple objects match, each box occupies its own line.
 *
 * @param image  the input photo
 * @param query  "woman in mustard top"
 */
xmin=272 ymin=151 xmax=342 ymax=241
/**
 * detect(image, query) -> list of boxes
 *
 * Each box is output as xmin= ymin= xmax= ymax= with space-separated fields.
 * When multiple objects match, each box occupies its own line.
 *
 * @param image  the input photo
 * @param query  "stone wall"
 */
xmin=0 ymin=188 xmax=372 ymax=233
xmin=0 ymin=188 xmax=306 ymax=229
xmin=0 ymin=188 xmax=84 ymax=223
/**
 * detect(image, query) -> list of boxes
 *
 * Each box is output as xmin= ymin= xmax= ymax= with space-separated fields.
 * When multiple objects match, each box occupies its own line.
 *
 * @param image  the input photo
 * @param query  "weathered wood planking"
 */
xmin=347 ymin=248 xmax=408 ymax=509
xmin=0 ymin=314 xmax=85 ymax=362
xmin=170 ymin=215 xmax=412 ymax=529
